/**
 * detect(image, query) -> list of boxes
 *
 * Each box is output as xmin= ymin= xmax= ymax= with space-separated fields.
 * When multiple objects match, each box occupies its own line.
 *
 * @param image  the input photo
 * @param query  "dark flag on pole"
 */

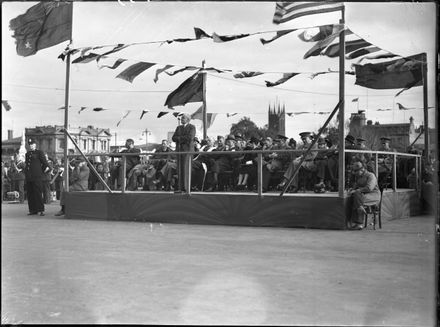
xmin=353 ymin=53 xmax=425 ymax=92
xmin=9 ymin=2 xmax=73 ymax=57
xmin=2 ymin=100 xmax=12 ymax=111
xmin=164 ymin=71 xmax=203 ymax=108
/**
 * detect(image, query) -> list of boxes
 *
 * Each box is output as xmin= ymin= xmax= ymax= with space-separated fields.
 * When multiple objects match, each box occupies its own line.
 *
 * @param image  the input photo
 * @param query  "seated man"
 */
xmin=346 ymin=161 xmax=381 ymax=230
xmin=159 ymin=142 xmax=178 ymax=191
xmin=377 ymin=136 xmax=396 ymax=187
xmin=262 ymin=134 xmax=290 ymax=192
xmin=314 ymin=137 xmax=332 ymax=192
xmin=278 ymin=132 xmax=317 ymax=192
xmin=128 ymin=155 xmax=152 ymax=190
xmin=237 ymin=136 xmax=260 ymax=190
xmin=206 ymin=135 xmax=232 ymax=191
xmin=88 ymin=162 xmax=109 ymax=190
xmin=146 ymin=140 xmax=173 ymax=190
xmin=55 ymin=157 xmax=90 ymax=216
xmin=354 ymin=137 xmax=374 ymax=173
xmin=111 ymin=139 xmax=141 ymax=190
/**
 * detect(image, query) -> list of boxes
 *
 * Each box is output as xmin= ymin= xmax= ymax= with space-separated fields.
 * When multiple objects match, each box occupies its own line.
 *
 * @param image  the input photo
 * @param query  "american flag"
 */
xmin=273 ymin=2 xmax=344 ymax=24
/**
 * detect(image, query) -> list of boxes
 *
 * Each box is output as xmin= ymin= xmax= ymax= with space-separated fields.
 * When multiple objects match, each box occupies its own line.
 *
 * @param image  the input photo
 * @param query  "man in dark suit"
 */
xmin=24 ymin=138 xmax=49 ymax=216
xmin=172 ymin=114 xmax=196 ymax=192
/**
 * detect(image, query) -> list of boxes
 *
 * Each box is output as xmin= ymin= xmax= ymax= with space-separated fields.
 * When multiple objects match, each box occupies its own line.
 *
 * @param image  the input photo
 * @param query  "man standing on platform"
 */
xmin=172 ymin=114 xmax=196 ymax=192
xmin=24 ymin=138 xmax=49 ymax=216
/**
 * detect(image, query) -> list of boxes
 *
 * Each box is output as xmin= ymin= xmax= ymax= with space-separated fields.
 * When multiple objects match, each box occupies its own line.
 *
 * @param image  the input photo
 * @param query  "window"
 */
xmin=92 ymin=140 xmax=96 ymax=150
xmin=58 ymin=139 xmax=65 ymax=150
xmin=83 ymin=139 xmax=87 ymax=150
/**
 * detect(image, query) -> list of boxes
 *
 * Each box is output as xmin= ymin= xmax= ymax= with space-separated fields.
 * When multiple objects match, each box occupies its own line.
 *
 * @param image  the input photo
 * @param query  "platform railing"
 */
xmin=67 ymin=148 xmax=422 ymax=198
xmin=345 ymin=149 xmax=422 ymax=192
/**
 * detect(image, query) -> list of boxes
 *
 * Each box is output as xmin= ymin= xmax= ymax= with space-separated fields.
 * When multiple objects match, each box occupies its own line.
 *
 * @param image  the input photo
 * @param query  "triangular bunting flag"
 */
xmin=116 ymin=62 xmax=155 ymax=83
xmin=140 ymin=110 xmax=148 ymax=120
xmin=157 ymin=112 xmax=169 ymax=118
xmin=116 ymin=111 xmax=131 ymax=127
xmin=265 ymin=73 xmax=299 ymax=87
xmin=154 ymin=65 xmax=173 ymax=83
xmin=233 ymin=71 xmax=264 ymax=79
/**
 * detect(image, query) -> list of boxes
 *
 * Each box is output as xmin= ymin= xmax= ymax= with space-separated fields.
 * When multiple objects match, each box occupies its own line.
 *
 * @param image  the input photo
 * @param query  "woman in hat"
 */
xmin=24 ymin=138 xmax=49 ymax=216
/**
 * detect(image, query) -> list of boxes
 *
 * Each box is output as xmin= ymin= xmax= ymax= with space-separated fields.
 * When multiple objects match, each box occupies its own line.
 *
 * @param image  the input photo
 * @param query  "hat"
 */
xmin=380 ymin=137 xmax=391 ymax=142
xmin=250 ymin=136 xmax=260 ymax=144
xmin=200 ymin=139 xmax=208 ymax=146
xmin=352 ymin=161 xmax=364 ymax=172
xmin=356 ymin=137 xmax=366 ymax=143
xmin=345 ymin=134 xmax=355 ymax=144
xmin=265 ymin=136 xmax=273 ymax=142
xmin=194 ymin=137 xmax=200 ymax=143
xmin=325 ymin=138 xmax=333 ymax=148
xmin=299 ymin=132 xmax=311 ymax=138
xmin=277 ymin=134 xmax=288 ymax=140
xmin=226 ymin=134 xmax=235 ymax=141
xmin=217 ymin=135 xmax=224 ymax=140
xmin=126 ymin=138 xmax=134 ymax=144
xmin=27 ymin=138 xmax=36 ymax=145
xmin=317 ymin=137 xmax=326 ymax=144
xmin=234 ymin=132 xmax=243 ymax=140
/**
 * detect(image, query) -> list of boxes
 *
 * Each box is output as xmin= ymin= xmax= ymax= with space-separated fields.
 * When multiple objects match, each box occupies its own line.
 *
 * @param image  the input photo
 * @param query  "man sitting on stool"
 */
xmin=346 ymin=161 xmax=381 ymax=230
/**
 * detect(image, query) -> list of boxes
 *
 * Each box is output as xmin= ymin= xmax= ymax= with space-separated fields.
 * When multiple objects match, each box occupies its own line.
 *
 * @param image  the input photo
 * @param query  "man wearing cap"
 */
xmin=354 ymin=137 xmax=374 ymax=173
xmin=278 ymin=132 xmax=317 ymax=192
xmin=377 ymin=136 xmax=396 ymax=187
xmin=111 ymin=139 xmax=141 ymax=190
xmin=24 ymin=138 xmax=50 ymax=216
xmin=347 ymin=161 xmax=381 ymax=230
xmin=236 ymin=136 xmax=260 ymax=190
xmin=313 ymin=137 xmax=332 ymax=192
xmin=172 ymin=113 xmax=196 ymax=192
xmin=262 ymin=134 xmax=290 ymax=191
xmin=206 ymin=135 xmax=234 ymax=191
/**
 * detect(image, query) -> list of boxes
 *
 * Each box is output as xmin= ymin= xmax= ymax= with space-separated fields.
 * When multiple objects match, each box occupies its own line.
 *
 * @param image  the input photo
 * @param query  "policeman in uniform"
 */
xmin=24 ymin=138 xmax=49 ymax=216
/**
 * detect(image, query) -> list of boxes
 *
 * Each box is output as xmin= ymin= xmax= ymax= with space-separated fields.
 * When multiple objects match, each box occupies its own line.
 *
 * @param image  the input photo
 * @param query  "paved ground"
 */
xmin=1 ymin=201 xmax=437 ymax=325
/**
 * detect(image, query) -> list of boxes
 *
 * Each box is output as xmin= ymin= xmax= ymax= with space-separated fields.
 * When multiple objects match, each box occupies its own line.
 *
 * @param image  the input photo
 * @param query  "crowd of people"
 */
xmin=2 ymin=115 xmax=436 ymax=224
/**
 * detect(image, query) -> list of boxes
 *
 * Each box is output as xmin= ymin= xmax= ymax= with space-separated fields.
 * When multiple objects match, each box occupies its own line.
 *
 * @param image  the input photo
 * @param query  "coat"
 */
xmin=24 ymin=149 xmax=49 ymax=182
xmin=172 ymin=123 xmax=196 ymax=153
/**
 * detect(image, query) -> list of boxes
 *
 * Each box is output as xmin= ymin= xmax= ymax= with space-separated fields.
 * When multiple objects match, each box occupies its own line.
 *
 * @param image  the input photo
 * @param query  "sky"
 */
xmin=1 ymin=1 xmax=437 ymax=146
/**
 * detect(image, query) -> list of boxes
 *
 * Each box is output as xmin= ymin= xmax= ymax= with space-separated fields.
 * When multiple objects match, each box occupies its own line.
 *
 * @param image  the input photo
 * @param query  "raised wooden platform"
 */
xmin=64 ymin=189 xmax=422 ymax=230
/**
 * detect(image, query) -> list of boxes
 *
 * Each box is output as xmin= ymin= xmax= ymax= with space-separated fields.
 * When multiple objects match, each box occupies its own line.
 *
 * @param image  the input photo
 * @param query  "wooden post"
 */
xmin=422 ymin=53 xmax=429 ymax=162
xmin=337 ymin=10 xmax=346 ymax=198
xmin=257 ymin=153 xmax=263 ymax=197
xmin=121 ymin=156 xmax=126 ymax=193
xmin=202 ymin=60 xmax=208 ymax=140
xmin=392 ymin=153 xmax=397 ymax=191
xmin=63 ymin=52 xmax=71 ymax=192
xmin=186 ymin=153 xmax=192 ymax=194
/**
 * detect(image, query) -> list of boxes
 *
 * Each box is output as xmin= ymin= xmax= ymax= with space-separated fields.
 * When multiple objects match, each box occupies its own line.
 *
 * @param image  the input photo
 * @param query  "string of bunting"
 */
xmin=59 ymin=23 xmax=410 ymax=90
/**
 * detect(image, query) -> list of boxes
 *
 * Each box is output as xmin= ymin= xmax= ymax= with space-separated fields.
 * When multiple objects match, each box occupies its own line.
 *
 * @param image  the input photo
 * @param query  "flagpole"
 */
xmin=337 ymin=7 xmax=346 ymax=198
xmin=422 ymin=52 xmax=429 ymax=162
xmin=202 ymin=60 xmax=207 ymax=140
xmin=63 ymin=50 xmax=72 ymax=193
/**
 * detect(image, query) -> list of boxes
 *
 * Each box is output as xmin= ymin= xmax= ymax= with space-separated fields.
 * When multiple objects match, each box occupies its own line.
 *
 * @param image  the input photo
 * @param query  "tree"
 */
xmin=229 ymin=117 xmax=267 ymax=140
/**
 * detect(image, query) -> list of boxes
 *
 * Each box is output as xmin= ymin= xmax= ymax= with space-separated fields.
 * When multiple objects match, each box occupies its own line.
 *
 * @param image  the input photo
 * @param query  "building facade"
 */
xmin=1 ymin=130 xmax=21 ymax=163
xmin=23 ymin=125 xmax=112 ymax=160
xmin=348 ymin=110 xmax=435 ymax=153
